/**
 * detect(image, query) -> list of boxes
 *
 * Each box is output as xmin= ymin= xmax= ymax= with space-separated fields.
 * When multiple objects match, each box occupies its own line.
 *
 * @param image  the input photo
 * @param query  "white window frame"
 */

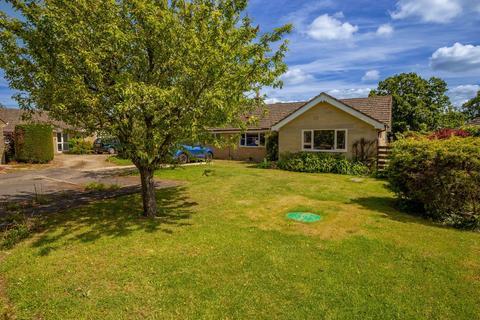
xmin=302 ymin=129 xmax=348 ymax=153
xmin=239 ymin=132 xmax=266 ymax=148
xmin=56 ymin=131 xmax=70 ymax=153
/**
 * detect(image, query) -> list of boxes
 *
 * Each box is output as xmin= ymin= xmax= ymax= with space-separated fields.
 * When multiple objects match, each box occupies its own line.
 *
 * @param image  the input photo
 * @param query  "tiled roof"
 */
xmin=247 ymin=101 xmax=306 ymax=130
xmin=468 ymin=117 xmax=480 ymax=126
xmin=211 ymin=95 xmax=392 ymax=131
xmin=340 ymin=96 xmax=392 ymax=128
xmin=0 ymin=108 xmax=73 ymax=133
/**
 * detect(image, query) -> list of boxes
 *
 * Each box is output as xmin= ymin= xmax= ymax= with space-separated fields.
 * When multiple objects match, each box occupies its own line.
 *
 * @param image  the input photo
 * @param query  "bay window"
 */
xmin=302 ymin=129 xmax=347 ymax=152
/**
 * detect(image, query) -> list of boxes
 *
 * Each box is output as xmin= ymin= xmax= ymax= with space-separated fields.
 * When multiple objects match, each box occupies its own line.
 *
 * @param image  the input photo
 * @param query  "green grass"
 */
xmin=107 ymin=156 xmax=133 ymax=166
xmin=84 ymin=182 xmax=120 ymax=192
xmin=1 ymin=161 xmax=479 ymax=319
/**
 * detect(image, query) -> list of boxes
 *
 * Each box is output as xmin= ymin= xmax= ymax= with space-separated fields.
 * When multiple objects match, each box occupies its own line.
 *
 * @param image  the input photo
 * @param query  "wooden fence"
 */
xmin=377 ymin=145 xmax=392 ymax=171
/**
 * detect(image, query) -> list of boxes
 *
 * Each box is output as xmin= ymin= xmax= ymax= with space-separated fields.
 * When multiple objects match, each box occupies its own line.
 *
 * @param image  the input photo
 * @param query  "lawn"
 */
xmin=106 ymin=156 xmax=133 ymax=166
xmin=1 ymin=161 xmax=479 ymax=319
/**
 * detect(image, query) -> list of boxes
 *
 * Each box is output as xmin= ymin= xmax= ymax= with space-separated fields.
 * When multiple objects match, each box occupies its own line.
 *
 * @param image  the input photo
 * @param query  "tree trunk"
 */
xmin=138 ymin=165 xmax=157 ymax=217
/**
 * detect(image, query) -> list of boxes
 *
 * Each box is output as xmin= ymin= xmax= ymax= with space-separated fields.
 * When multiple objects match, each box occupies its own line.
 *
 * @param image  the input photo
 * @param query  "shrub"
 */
xmin=277 ymin=152 xmax=369 ymax=176
xmin=387 ymin=137 xmax=480 ymax=229
xmin=68 ymin=137 xmax=93 ymax=154
xmin=14 ymin=124 xmax=54 ymax=163
xmin=463 ymin=125 xmax=480 ymax=137
xmin=256 ymin=158 xmax=276 ymax=169
xmin=265 ymin=131 xmax=279 ymax=161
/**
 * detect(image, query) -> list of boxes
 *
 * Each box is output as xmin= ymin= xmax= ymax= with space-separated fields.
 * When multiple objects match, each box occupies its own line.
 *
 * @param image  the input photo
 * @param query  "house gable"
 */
xmin=271 ymin=92 xmax=387 ymax=131
xmin=277 ymin=101 xmax=381 ymax=158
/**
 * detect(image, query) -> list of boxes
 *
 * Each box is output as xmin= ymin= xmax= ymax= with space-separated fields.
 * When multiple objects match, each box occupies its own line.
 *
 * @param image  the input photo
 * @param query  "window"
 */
xmin=240 ymin=132 xmax=265 ymax=147
xmin=303 ymin=131 xmax=312 ymax=149
xmin=336 ymin=130 xmax=346 ymax=150
xmin=314 ymin=130 xmax=335 ymax=150
xmin=302 ymin=129 xmax=347 ymax=152
xmin=57 ymin=132 xmax=69 ymax=152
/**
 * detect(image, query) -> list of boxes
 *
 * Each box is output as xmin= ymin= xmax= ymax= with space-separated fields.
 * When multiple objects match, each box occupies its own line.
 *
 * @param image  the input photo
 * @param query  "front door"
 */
xmin=56 ymin=132 xmax=69 ymax=152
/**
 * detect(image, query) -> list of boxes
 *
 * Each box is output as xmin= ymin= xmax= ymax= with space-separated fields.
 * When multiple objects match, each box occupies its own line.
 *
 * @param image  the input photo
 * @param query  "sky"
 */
xmin=0 ymin=0 xmax=479 ymax=108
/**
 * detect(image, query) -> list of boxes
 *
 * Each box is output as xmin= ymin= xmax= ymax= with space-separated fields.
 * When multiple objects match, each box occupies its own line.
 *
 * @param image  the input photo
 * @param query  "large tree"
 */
xmin=0 ymin=0 xmax=291 ymax=216
xmin=462 ymin=90 xmax=480 ymax=120
xmin=369 ymin=73 xmax=454 ymax=133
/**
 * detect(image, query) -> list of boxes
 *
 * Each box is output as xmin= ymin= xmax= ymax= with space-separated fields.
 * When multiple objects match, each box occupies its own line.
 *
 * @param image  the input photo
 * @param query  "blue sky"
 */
xmin=1 ymin=0 xmax=479 ymax=107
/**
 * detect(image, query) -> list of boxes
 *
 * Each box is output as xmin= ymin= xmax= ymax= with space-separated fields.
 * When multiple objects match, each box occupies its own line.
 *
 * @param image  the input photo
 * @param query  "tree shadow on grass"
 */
xmin=350 ymin=196 xmax=447 ymax=229
xmin=29 ymin=186 xmax=197 ymax=256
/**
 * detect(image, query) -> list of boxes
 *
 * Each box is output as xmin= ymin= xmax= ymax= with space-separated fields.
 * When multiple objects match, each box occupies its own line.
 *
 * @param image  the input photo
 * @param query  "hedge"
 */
xmin=387 ymin=136 xmax=480 ymax=229
xmin=14 ymin=124 xmax=54 ymax=163
xmin=277 ymin=152 xmax=369 ymax=176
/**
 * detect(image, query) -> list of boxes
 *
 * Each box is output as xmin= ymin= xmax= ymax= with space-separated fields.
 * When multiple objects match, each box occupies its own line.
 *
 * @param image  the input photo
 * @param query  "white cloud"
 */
xmin=263 ymin=76 xmax=374 ymax=103
xmin=376 ymin=24 xmax=394 ymax=36
xmin=307 ymin=13 xmax=358 ymax=40
xmin=332 ymin=12 xmax=344 ymax=19
xmin=448 ymin=84 xmax=480 ymax=106
xmin=430 ymin=43 xmax=480 ymax=72
xmin=264 ymin=97 xmax=283 ymax=104
xmin=282 ymin=68 xmax=314 ymax=85
xmin=391 ymin=0 xmax=462 ymax=23
xmin=265 ymin=86 xmax=372 ymax=104
xmin=327 ymin=88 xmax=372 ymax=99
xmin=283 ymin=1 xmax=335 ymax=29
xmin=362 ymin=70 xmax=380 ymax=81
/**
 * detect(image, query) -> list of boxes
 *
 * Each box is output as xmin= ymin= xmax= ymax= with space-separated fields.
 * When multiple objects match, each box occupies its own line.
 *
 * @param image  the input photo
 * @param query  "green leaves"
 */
xmin=388 ymin=136 xmax=480 ymax=229
xmin=1 ymin=0 xmax=291 ymax=215
xmin=370 ymin=73 xmax=455 ymax=134
xmin=462 ymin=90 xmax=480 ymax=120
xmin=0 ymin=0 xmax=291 ymax=168
xmin=277 ymin=152 xmax=370 ymax=176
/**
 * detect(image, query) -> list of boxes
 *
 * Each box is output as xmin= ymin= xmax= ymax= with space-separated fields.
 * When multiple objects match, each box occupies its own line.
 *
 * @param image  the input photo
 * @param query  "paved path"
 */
xmin=0 ymin=155 xmax=139 ymax=202
xmin=0 ymin=155 xmax=207 ymax=210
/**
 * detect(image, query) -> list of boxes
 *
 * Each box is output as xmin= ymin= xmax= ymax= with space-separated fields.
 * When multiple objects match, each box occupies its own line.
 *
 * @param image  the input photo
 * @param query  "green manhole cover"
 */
xmin=286 ymin=212 xmax=322 ymax=223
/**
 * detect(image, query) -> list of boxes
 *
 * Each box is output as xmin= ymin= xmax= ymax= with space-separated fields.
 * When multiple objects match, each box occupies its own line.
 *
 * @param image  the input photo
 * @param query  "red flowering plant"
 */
xmin=428 ymin=128 xmax=470 ymax=140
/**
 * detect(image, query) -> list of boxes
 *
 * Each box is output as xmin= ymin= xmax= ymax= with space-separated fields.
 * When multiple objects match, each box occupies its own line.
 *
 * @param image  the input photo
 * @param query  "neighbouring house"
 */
xmin=210 ymin=92 xmax=392 ymax=161
xmin=0 ymin=108 xmax=77 ymax=163
xmin=468 ymin=117 xmax=480 ymax=126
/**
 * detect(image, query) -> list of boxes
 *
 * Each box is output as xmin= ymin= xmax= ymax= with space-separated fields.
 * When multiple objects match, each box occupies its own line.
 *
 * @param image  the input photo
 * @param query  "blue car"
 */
xmin=174 ymin=145 xmax=214 ymax=163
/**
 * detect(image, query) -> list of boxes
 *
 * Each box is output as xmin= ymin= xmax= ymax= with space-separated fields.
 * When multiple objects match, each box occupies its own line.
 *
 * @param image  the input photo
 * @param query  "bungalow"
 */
xmin=0 ymin=108 xmax=74 ymax=163
xmin=210 ymin=92 xmax=392 ymax=161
